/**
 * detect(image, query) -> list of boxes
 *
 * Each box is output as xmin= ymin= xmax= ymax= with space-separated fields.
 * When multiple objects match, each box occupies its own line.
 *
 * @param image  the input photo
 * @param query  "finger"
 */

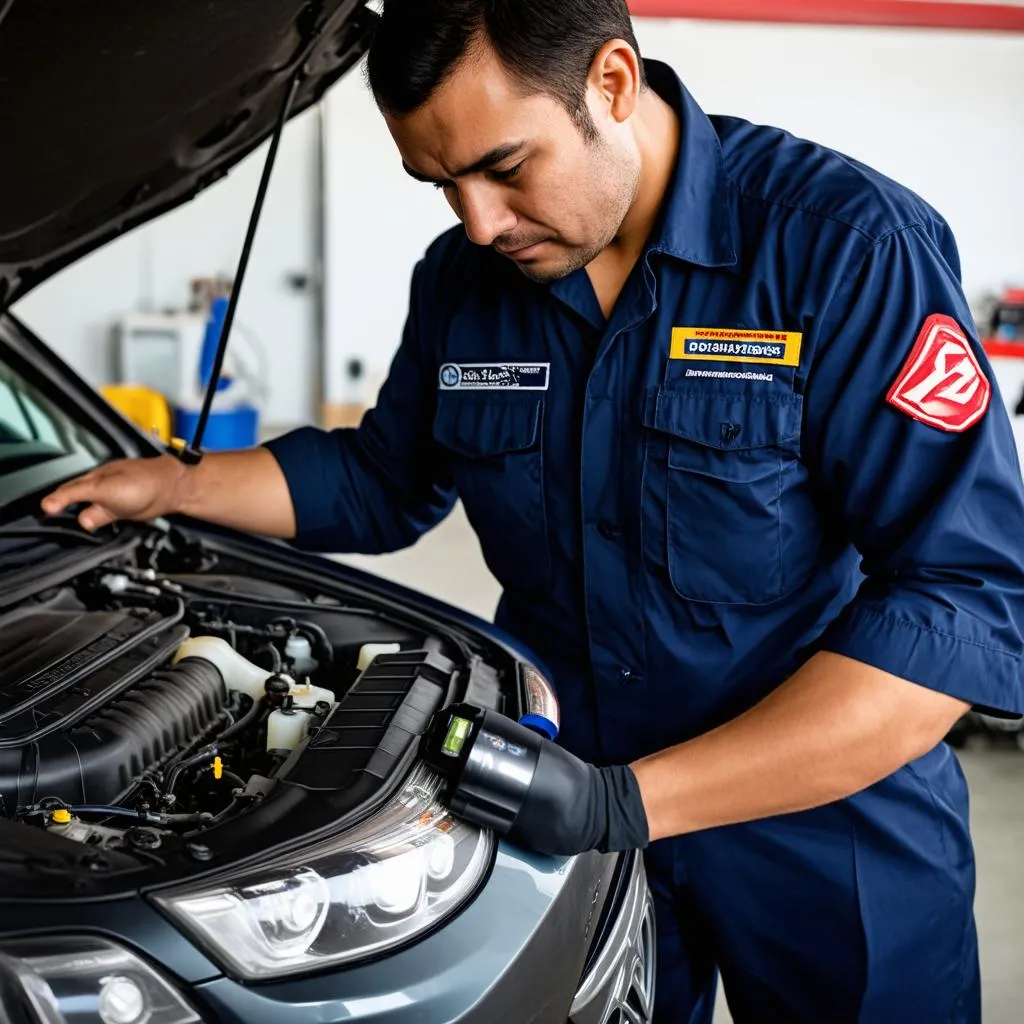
xmin=40 ymin=474 xmax=100 ymax=515
xmin=78 ymin=504 xmax=118 ymax=532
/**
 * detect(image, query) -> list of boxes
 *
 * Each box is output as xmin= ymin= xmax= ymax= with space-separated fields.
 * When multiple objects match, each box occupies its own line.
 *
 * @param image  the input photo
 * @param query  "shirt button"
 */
xmin=618 ymin=667 xmax=635 ymax=685
xmin=598 ymin=520 xmax=621 ymax=541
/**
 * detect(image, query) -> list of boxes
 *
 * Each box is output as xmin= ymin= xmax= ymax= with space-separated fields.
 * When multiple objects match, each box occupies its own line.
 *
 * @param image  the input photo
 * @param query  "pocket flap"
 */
xmin=643 ymin=387 xmax=802 ymax=450
xmin=434 ymin=394 xmax=542 ymax=458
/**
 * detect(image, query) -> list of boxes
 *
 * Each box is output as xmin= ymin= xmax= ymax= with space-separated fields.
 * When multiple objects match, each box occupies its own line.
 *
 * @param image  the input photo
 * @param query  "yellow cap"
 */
xmin=212 ymin=756 xmax=223 ymax=781
xmin=51 ymin=808 xmax=72 ymax=824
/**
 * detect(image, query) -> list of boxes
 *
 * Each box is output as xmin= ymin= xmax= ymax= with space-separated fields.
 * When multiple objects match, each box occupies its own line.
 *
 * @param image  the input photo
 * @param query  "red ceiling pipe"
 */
xmin=628 ymin=0 xmax=1024 ymax=32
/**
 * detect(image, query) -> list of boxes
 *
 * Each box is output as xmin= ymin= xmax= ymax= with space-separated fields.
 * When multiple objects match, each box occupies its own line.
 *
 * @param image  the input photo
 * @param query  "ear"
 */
xmin=586 ymin=38 xmax=642 ymax=125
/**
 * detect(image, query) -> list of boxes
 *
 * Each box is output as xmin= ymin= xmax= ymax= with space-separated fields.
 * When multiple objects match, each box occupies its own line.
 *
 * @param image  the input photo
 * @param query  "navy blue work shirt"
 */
xmin=266 ymin=61 xmax=1024 ymax=765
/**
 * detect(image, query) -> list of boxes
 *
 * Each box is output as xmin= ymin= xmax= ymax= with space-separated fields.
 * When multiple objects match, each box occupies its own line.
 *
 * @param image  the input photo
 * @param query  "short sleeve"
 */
xmin=803 ymin=223 xmax=1024 ymax=715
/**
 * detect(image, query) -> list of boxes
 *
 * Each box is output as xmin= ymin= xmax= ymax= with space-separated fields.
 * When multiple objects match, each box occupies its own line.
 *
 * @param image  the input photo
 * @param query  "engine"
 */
xmin=0 ymin=606 xmax=223 ymax=807
xmin=0 ymin=555 xmax=431 ymax=851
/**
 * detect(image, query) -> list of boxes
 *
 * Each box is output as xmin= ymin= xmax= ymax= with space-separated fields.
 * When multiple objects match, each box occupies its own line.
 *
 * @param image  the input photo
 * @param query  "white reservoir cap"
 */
xmin=285 ymin=635 xmax=313 ymax=660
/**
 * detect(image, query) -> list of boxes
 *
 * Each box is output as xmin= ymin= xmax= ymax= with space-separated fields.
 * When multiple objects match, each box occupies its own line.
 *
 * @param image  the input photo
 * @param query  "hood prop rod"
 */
xmin=175 ymin=72 xmax=302 ymax=464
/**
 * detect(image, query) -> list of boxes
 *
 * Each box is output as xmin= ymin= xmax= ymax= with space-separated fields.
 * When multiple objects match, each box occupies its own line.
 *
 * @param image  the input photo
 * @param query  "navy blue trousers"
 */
xmin=644 ymin=743 xmax=980 ymax=1023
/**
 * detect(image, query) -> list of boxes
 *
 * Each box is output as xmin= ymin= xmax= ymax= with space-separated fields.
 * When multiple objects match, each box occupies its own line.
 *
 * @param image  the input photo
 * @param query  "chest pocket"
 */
xmin=641 ymin=386 xmax=822 ymax=605
xmin=433 ymin=393 xmax=551 ymax=595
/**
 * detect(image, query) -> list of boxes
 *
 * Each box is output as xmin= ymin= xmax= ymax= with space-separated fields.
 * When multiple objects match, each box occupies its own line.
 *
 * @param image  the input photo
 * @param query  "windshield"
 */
xmin=0 ymin=351 xmax=111 ymax=506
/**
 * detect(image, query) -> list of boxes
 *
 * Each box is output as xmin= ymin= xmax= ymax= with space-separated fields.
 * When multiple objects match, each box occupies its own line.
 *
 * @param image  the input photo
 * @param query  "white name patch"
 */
xmin=438 ymin=362 xmax=550 ymax=390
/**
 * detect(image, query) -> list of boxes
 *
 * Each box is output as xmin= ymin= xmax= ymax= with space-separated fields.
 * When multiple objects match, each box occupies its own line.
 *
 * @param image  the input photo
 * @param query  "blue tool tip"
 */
xmin=518 ymin=713 xmax=558 ymax=741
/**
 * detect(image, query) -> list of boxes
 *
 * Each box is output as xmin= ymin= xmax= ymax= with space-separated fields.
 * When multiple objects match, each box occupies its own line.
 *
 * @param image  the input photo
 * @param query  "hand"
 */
xmin=40 ymin=455 xmax=190 ymax=531
xmin=506 ymin=740 xmax=650 ymax=857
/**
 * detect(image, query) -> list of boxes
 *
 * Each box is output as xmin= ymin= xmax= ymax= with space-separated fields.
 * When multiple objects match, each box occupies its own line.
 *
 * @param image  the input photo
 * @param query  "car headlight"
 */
xmin=0 ymin=937 xmax=201 ymax=1024
xmin=152 ymin=764 xmax=492 ymax=980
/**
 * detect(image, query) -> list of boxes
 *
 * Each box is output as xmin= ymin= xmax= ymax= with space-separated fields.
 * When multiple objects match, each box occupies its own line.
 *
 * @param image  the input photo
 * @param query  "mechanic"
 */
xmin=42 ymin=1 xmax=1024 ymax=1020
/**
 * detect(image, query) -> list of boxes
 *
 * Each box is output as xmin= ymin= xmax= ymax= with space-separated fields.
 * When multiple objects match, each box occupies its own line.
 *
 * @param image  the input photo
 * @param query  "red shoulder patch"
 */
xmin=886 ymin=314 xmax=991 ymax=433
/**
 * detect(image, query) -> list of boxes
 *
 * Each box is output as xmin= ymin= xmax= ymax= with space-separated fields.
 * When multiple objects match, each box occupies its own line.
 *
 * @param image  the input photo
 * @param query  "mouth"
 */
xmin=496 ymin=240 xmax=550 ymax=261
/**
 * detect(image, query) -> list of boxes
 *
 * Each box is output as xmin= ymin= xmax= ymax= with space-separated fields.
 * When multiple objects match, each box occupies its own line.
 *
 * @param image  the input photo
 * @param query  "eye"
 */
xmin=491 ymin=162 xmax=524 ymax=182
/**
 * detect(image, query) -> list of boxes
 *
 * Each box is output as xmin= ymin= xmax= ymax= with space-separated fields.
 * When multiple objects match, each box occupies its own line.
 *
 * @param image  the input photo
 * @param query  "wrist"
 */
xmin=626 ymin=759 xmax=664 ymax=842
xmin=598 ymin=764 xmax=650 ymax=852
xmin=166 ymin=455 xmax=200 ymax=517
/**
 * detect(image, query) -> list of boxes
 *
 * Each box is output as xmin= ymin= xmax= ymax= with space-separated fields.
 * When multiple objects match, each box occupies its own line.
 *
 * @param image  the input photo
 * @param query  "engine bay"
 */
xmin=0 ymin=523 xmax=509 ymax=875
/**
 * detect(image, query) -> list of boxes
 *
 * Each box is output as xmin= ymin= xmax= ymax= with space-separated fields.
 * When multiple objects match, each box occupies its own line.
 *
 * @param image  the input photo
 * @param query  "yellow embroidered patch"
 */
xmin=671 ymin=327 xmax=803 ymax=367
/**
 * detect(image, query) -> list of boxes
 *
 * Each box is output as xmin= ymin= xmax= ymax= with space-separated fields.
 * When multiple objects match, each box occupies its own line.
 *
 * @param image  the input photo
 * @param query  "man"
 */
xmin=42 ymin=1 xmax=1024 ymax=1020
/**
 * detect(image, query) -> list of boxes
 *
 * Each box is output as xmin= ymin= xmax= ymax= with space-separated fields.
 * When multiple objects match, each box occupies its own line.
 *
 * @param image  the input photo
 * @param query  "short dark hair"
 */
xmin=365 ymin=0 xmax=646 ymax=140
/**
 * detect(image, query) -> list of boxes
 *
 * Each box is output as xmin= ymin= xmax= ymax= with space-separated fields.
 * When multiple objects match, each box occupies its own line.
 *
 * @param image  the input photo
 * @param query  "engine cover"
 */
xmin=0 ymin=607 xmax=226 ymax=808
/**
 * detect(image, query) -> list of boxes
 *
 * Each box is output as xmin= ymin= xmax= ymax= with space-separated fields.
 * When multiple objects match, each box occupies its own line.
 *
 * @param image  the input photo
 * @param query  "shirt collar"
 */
xmin=643 ymin=59 xmax=737 ymax=269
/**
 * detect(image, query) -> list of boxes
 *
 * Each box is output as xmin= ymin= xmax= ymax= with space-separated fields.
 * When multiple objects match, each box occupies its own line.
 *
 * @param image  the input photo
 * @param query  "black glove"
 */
xmin=507 ymin=740 xmax=650 ymax=857
xmin=424 ymin=704 xmax=650 ymax=857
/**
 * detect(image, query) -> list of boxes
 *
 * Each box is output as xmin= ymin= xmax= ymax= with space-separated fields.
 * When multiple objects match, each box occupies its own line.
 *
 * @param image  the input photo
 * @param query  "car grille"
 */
xmin=569 ymin=851 xmax=657 ymax=1024
xmin=602 ymin=897 xmax=656 ymax=1024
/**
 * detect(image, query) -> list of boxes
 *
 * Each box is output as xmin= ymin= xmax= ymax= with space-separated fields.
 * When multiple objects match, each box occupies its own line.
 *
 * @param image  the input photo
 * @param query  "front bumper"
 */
xmin=0 ymin=847 xmax=654 ymax=1024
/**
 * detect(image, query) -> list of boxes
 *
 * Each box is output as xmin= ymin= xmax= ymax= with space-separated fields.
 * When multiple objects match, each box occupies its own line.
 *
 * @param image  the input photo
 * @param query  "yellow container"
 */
xmin=100 ymin=384 xmax=172 ymax=443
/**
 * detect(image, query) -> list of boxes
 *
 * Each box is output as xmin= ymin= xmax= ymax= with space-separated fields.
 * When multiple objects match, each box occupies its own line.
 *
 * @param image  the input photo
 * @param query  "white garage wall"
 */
xmin=633 ymin=19 xmax=1024 ymax=302
xmin=322 ymin=19 xmax=1024 ymax=398
xmin=12 ymin=107 xmax=322 ymax=430
xmin=322 ymin=70 xmax=460 ymax=407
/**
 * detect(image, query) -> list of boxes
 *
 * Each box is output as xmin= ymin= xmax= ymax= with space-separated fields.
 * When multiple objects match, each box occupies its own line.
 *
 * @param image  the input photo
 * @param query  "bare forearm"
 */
xmin=175 ymin=447 xmax=297 ymax=539
xmin=630 ymin=652 xmax=969 ymax=841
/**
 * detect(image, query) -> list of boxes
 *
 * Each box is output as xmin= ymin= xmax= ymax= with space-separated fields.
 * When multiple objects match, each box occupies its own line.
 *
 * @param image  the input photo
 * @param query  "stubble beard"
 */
xmin=511 ymin=155 xmax=642 ymax=284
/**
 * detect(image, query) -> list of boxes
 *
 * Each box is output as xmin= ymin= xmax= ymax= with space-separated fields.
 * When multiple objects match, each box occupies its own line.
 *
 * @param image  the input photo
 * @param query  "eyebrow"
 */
xmin=402 ymin=142 xmax=526 ymax=186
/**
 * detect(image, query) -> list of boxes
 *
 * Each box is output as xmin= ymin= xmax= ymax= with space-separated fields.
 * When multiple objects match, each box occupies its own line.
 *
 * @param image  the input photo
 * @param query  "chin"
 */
xmin=514 ymin=252 xmax=590 ymax=284
xmin=515 ymin=262 xmax=567 ymax=284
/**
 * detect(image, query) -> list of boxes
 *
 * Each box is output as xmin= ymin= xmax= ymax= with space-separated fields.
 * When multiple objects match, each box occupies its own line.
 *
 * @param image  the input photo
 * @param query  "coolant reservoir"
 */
xmin=267 ymin=708 xmax=308 ymax=752
xmin=176 ymin=637 xmax=337 ymax=753
xmin=265 ymin=685 xmax=335 ymax=752
xmin=174 ymin=637 xmax=271 ymax=701
xmin=357 ymin=642 xmax=401 ymax=672
xmin=175 ymin=637 xmax=336 ymax=707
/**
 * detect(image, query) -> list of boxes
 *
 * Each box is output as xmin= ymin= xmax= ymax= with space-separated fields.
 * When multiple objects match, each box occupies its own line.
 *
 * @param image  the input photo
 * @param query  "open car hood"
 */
xmin=0 ymin=0 xmax=375 ymax=312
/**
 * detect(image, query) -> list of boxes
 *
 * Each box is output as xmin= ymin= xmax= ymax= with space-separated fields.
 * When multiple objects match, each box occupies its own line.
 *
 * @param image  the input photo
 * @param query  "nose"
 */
xmin=456 ymin=183 xmax=517 ymax=247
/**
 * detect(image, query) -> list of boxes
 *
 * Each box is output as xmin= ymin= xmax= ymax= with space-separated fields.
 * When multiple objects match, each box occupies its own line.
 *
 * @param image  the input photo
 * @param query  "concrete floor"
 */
xmin=334 ymin=504 xmax=1024 ymax=1023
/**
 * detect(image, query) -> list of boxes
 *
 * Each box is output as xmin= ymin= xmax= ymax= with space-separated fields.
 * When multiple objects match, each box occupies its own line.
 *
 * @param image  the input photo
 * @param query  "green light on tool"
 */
xmin=442 ymin=715 xmax=472 ymax=757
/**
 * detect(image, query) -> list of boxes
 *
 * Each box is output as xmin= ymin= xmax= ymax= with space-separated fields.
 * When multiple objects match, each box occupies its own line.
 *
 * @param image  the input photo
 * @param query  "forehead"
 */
xmin=383 ymin=45 xmax=569 ymax=173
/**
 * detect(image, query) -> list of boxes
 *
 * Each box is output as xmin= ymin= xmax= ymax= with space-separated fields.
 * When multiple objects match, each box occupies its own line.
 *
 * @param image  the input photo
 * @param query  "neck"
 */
xmin=612 ymin=87 xmax=680 ymax=260
xmin=584 ymin=87 xmax=680 ymax=319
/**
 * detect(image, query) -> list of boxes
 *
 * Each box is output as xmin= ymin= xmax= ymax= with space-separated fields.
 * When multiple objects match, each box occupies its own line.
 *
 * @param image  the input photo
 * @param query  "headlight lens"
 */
xmin=518 ymin=663 xmax=560 ymax=739
xmin=0 ymin=937 xmax=201 ymax=1024
xmin=153 ymin=764 xmax=492 ymax=979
